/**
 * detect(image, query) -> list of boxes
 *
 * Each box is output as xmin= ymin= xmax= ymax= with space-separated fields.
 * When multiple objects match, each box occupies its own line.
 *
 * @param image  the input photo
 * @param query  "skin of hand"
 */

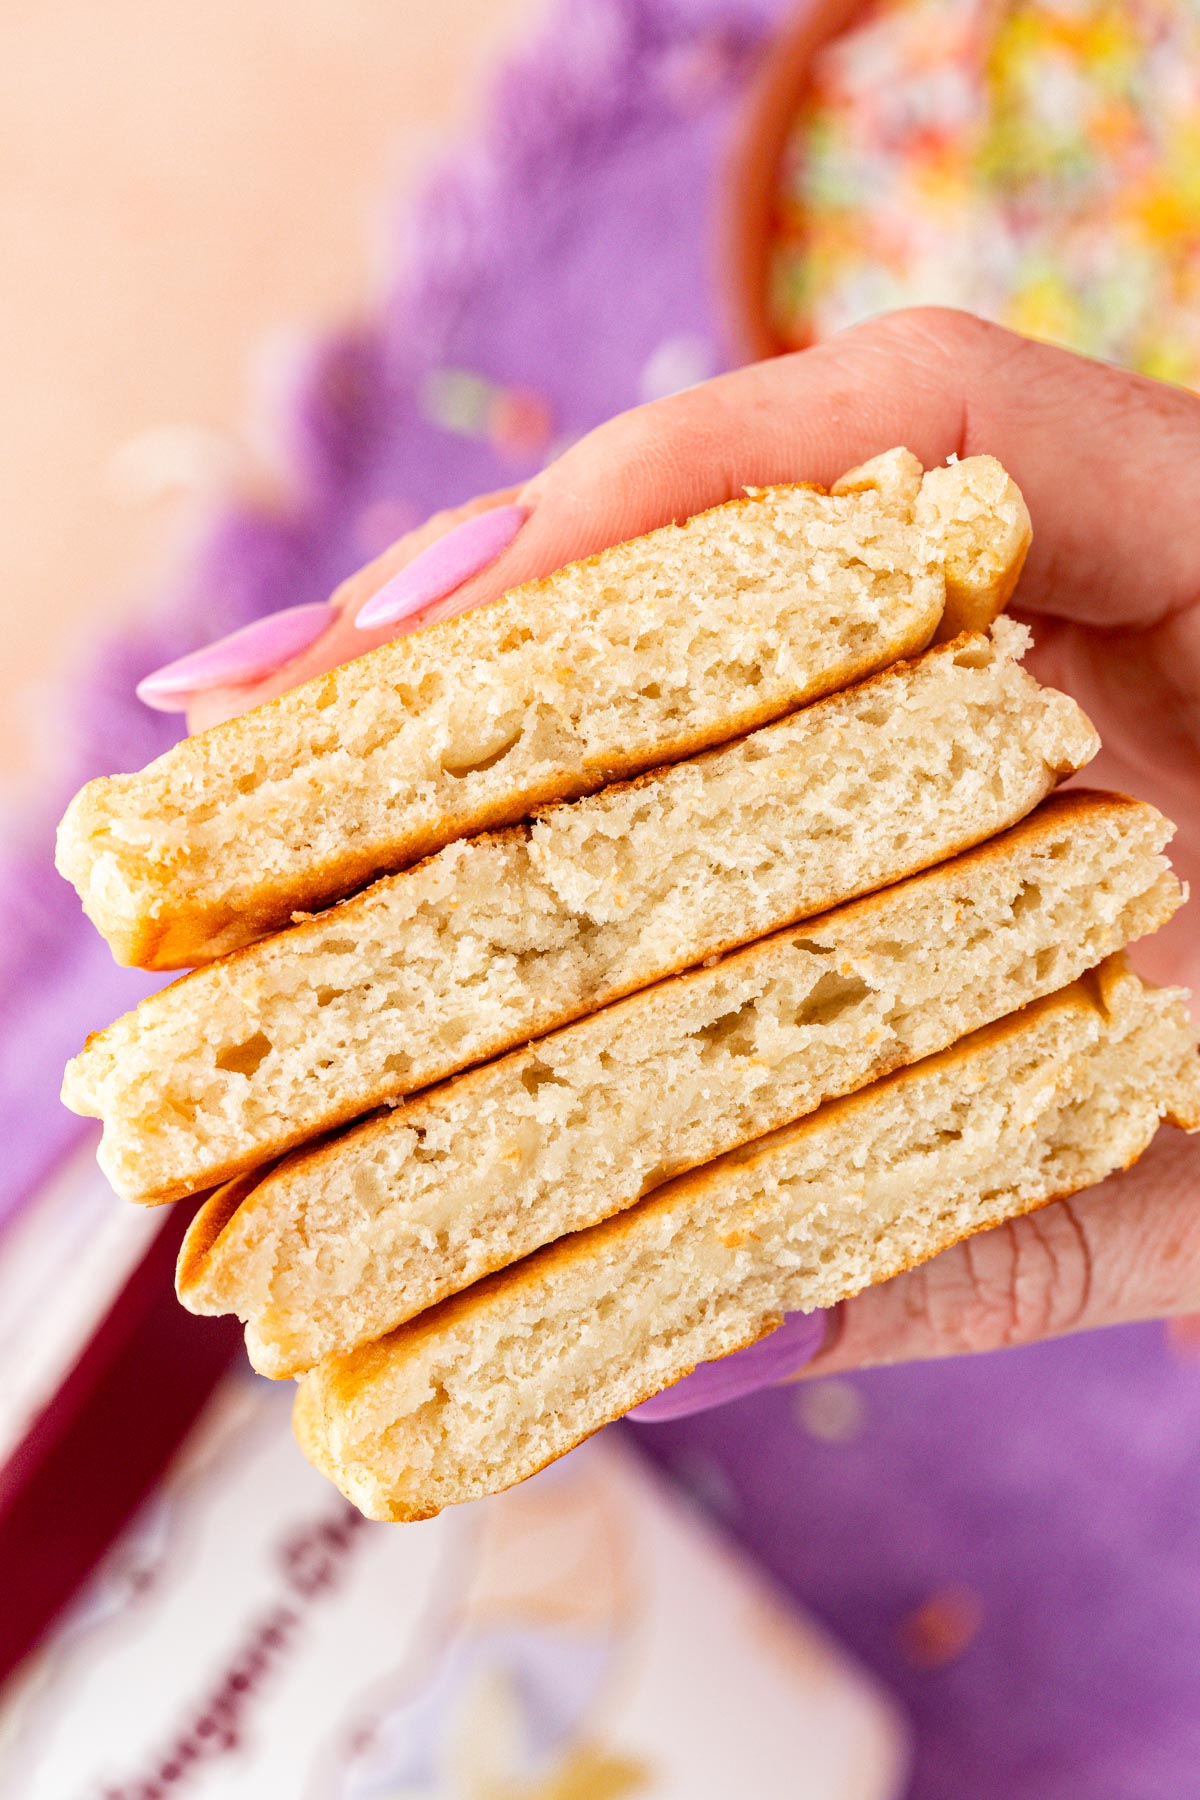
xmin=187 ymin=307 xmax=1200 ymax=1398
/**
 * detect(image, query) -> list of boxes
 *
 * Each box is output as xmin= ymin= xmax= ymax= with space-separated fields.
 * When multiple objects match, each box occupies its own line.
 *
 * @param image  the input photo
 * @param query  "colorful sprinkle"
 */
xmin=793 ymin=1378 xmax=867 ymax=1442
xmin=899 ymin=1584 xmax=983 ymax=1667
xmin=489 ymin=386 xmax=556 ymax=460
xmin=420 ymin=367 xmax=498 ymax=437
xmin=420 ymin=366 xmax=554 ymax=464
xmin=769 ymin=0 xmax=1200 ymax=386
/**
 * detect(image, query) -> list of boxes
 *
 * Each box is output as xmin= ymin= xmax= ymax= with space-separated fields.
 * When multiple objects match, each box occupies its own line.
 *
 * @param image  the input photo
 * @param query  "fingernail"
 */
xmin=135 ymin=603 xmax=337 ymax=711
xmin=354 ymin=502 xmax=528 ymax=631
xmin=627 ymin=1311 xmax=828 ymax=1424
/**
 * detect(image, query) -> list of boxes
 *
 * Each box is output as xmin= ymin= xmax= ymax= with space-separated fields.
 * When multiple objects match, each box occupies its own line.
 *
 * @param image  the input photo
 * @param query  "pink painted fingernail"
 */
xmin=354 ymin=502 xmax=528 ymax=631
xmin=135 ymin=602 xmax=337 ymax=711
xmin=627 ymin=1310 xmax=829 ymax=1423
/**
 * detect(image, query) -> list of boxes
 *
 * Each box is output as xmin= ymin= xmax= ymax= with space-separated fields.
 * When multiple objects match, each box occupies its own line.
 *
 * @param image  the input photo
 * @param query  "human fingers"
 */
xmin=166 ymin=309 xmax=1200 ymax=731
xmin=182 ymin=486 xmax=521 ymax=732
xmin=629 ymin=1124 xmax=1200 ymax=1419
xmin=804 ymin=1126 xmax=1200 ymax=1375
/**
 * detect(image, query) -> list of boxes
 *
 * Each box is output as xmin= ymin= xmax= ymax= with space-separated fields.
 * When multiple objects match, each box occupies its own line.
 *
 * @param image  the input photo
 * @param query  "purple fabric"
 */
xmin=629 ymin=1310 xmax=828 ymax=1420
xmin=5 ymin=1 xmax=1200 ymax=1791
xmin=635 ymin=1326 xmax=1200 ymax=1800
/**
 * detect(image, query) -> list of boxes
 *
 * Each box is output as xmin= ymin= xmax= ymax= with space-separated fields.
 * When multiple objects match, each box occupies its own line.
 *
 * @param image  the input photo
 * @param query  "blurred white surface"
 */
xmin=0 ymin=1377 xmax=908 ymax=1799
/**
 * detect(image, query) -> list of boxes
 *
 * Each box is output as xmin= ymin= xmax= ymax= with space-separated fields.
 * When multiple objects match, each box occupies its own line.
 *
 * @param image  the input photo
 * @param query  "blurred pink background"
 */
xmin=0 ymin=0 xmax=538 ymax=783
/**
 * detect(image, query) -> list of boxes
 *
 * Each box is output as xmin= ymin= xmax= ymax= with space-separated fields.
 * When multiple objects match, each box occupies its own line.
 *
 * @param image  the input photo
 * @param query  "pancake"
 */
xmin=56 ymin=449 xmax=1029 ymax=969
xmin=63 ymin=620 xmax=1095 ymax=1205
xmin=293 ymin=958 xmax=1200 ymax=1521
xmin=178 ymin=791 xmax=1180 ymax=1377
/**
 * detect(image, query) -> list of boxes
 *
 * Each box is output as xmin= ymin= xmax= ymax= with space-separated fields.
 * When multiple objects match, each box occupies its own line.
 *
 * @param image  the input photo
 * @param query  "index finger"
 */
xmin=191 ymin=307 xmax=1200 ymax=725
xmin=515 ymin=306 xmax=1200 ymax=633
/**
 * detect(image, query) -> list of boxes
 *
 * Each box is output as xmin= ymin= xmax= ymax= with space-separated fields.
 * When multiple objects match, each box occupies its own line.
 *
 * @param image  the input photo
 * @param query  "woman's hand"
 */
xmin=170 ymin=308 xmax=1200 ymax=1406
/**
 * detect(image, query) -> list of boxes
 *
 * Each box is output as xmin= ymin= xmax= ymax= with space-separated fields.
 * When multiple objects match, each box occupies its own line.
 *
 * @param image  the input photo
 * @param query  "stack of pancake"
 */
xmin=57 ymin=448 xmax=1200 ymax=1522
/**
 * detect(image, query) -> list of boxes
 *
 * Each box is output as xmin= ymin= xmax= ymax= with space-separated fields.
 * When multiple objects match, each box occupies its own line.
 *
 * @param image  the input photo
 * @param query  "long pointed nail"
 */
xmin=354 ymin=503 xmax=528 ymax=631
xmin=135 ymin=602 xmax=337 ymax=711
xmin=626 ymin=1311 xmax=829 ymax=1423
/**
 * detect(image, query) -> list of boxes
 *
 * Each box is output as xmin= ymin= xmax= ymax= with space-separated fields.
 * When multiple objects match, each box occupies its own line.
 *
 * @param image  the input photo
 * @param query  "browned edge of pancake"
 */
xmin=79 ymin=455 xmax=1025 ymax=969
xmin=294 ymin=961 xmax=1200 ymax=1519
xmin=178 ymin=787 xmax=1161 ymax=1298
xmin=80 ymin=629 xmax=1091 ymax=1202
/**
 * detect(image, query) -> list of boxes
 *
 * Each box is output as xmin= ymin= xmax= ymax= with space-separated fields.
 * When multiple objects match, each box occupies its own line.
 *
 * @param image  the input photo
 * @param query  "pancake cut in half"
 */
xmin=178 ymin=791 xmax=1181 ymax=1377
xmin=56 ymin=448 xmax=1030 ymax=968
xmin=294 ymin=958 xmax=1200 ymax=1521
xmin=63 ymin=620 xmax=1095 ymax=1206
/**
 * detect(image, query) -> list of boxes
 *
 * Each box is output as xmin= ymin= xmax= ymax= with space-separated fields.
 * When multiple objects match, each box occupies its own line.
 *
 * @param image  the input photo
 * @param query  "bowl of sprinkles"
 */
xmin=726 ymin=0 xmax=1200 ymax=382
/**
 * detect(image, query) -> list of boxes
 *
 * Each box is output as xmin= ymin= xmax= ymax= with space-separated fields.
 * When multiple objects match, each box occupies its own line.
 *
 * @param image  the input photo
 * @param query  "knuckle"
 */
xmin=894 ymin=1249 xmax=999 ymax=1358
xmin=966 ymin=1202 xmax=1097 ymax=1348
xmin=840 ymin=303 xmax=999 ymax=362
xmin=890 ymin=1201 xmax=1099 ymax=1360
